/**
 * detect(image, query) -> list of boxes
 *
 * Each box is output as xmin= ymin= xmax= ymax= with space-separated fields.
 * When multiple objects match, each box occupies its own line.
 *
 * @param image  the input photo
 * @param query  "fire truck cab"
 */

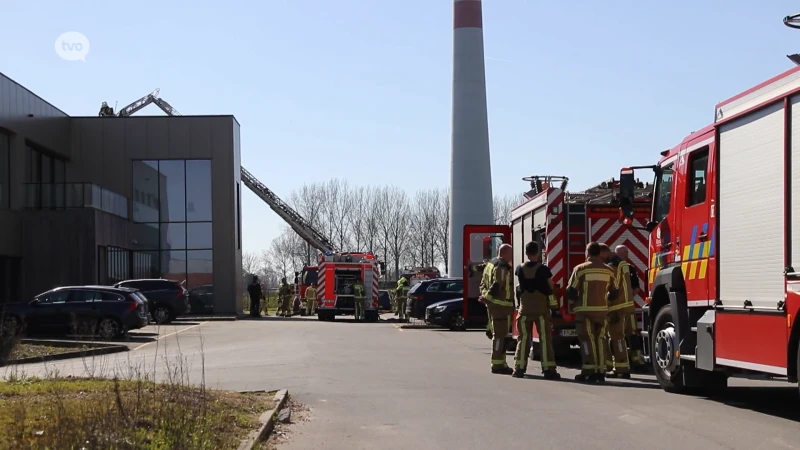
xmin=618 ymin=65 xmax=800 ymax=394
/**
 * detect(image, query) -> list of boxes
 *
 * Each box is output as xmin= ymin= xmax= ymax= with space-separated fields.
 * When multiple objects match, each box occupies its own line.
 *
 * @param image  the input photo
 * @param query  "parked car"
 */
xmin=188 ymin=284 xmax=215 ymax=315
xmin=378 ymin=290 xmax=392 ymax=311
xmin=424 ymin=297 xmax=489 ymax=331
xmin=406 ymin=278 xmax=463 ymax=320
xmin=113 ymin=279 xmax=189 ymax=324
xmin=0 ymin=286 xmax=149 ymax=339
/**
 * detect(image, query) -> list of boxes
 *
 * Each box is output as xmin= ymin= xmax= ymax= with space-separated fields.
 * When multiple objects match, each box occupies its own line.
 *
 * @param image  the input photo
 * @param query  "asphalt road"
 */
xmin=6 ymin=316 xmax=800 ymax=449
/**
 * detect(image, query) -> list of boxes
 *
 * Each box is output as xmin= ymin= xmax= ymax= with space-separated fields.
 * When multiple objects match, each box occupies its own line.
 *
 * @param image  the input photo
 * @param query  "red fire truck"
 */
xmin=617 ymin=64 xmax=800 ymax=394
xmin=299 ymin=252 xmax=385 ymax=322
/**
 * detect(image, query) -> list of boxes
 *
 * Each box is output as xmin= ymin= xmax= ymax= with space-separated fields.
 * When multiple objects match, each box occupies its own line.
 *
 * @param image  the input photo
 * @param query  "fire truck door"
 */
xmin=677 ymin=144 xmax=712 ymax=305
xmin=462 ymin=225 xmax=512 ymax=321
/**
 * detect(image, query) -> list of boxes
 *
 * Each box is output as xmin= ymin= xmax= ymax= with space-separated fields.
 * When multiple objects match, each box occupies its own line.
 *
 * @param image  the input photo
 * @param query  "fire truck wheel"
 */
xmin=652 ymin=306 xmax=686 ymax=393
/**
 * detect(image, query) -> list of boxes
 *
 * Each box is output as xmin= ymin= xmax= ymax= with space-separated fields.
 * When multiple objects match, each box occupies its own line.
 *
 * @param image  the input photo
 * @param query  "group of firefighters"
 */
xmin=246 ymin=275 xmax=374 ymax=320
xmin=477 ymin=240 xmax=645 ymax=383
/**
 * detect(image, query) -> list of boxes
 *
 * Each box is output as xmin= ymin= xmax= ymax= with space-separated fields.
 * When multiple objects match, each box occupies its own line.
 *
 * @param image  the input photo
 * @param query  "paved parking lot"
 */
xmin=7 ymin=316 xmax=800 ymax=449
xmin=23 ymin=321 xmax=207 ymax=350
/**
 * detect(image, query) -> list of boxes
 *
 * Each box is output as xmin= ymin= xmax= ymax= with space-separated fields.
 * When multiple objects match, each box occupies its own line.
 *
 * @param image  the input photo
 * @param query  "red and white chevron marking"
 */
xmin=545 ymin=190 xmax=566 ymax=287
xmin=317 ymin=262 xmax=327 ymax=301
xmin=372 ymin=265 xmax=379 ymax=305
xmin=589 ymin=217 xmax=650 ymax=307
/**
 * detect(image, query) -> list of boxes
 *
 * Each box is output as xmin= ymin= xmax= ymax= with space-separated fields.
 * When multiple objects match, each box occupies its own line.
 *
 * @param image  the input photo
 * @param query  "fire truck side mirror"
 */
xmin=379 ymin=262 xmax=386 ymax=273
xmin=618 ymin=169 xmax=637 ymax=223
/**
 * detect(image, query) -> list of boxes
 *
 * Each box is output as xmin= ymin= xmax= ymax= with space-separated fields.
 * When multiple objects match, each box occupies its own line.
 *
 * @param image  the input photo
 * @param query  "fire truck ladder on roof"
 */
xmin=564 ymin=178 xmax=653 ymax=205
xmin=108 ymin=90 xmax=336 ymax=254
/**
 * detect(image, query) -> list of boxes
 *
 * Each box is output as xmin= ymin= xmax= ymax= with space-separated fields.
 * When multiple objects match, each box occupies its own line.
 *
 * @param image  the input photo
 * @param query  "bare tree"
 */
xmin=329 ymin=179 xmax=353 ymax=250
xmin=493 ymin=194 xmax=520 ymax=224
xmin=348 ymin=186 xmax=368 ymax=252
xmin=242 ymin=251 xmax=258 ymax=276
xmin=289 ymin=183 xmax=327 ymax=265
xmin=376 ymin=186 xmax=411 ymax=278
xmin=407 ymin=189 xmax=439 ymax=267
xmin=433 ymin=188 xmax=450 ymax=274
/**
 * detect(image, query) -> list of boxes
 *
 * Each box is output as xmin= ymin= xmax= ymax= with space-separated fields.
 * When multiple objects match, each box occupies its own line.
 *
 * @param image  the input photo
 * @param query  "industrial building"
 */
xmin=0 ymin=73 xmax=244 ymax=313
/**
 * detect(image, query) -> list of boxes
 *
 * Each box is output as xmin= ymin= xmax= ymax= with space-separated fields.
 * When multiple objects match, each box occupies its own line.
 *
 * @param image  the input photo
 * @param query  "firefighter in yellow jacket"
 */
xmin=353 ymin=279 xmax=365 ymax=321
xmin=513 ymin=241 xmax=562 ymax=379
xmin=305 ymin=284 xmax=318 ymax=316
xmin=395 ymin=276 xmax=410 ymax=322
xmin=601 ymin=244 xmax=631 ymax=379
xmin=469 ymin=260 xmax=494 ymax=340
xmin=566 ymin=242 xmax=618 ymax=383
xmin=613 ymin=245 xmax=647 ymax=371
xmin=480 ymin=244 xmax=515 ymax=375
xmin=277 ymin=278 xmax=292 ymax=317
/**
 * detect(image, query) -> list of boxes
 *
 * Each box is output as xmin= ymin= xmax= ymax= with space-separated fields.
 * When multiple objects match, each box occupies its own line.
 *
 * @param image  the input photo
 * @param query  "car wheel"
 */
xmin=652 ymin=306 xmax=686 ymax=393
xmin=1 ymin=315 xmax=21 ymax=337
xmin=152 ymin=306 xmax=172 ymax=325
xmin=449 ymin=312 xmax=466 ymax=331
xmin=75 ymin=320 xmax=96 ymax=337
xmin=98 ymin=318 xmax=121 ymax=340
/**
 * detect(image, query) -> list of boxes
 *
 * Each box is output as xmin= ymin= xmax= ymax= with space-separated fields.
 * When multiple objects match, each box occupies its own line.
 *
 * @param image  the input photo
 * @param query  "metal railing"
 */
xmin=24 ymin=182 xmax=129 ymax=219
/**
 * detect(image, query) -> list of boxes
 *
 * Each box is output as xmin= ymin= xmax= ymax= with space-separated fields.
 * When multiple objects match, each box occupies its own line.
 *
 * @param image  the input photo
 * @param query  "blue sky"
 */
xmin=1 ymin=0 xmax=798 ymax=255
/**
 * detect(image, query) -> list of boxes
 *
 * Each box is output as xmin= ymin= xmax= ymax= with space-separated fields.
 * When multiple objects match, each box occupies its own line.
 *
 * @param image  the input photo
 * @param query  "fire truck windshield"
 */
xmin=301 ymin=270 xmax=318 ymax=285
xmin=653 ymin=163 xmax=674 ymax=224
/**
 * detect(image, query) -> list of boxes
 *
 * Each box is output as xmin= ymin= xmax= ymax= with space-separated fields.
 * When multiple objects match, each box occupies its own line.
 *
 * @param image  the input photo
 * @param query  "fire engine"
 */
xmin=617 ymin=64 xmax=800 ymax=394
xmin=399 ymin=266 xmax=442 ymax=287
xmin=462 ymin=174 xmax=653 ymax=358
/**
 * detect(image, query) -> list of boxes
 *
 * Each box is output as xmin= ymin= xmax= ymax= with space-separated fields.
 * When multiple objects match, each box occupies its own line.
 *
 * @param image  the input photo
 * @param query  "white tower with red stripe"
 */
xmin=448 ymin=0 xmax=494 ymax=276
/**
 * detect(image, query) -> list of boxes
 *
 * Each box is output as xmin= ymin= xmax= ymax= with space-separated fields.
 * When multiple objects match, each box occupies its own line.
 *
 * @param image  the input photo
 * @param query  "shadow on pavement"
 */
xmin=699 ymin=385 xmax=800 ymax=422
xmin=156 ymin=321 xmax=202 ymax=326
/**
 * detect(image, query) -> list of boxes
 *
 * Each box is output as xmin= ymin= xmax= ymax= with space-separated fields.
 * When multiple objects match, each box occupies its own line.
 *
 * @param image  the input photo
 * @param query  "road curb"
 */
xmin=238 ymin=389 xmax=289 ymax=450
xmin=175 ymin=316 xmax=237 ymax=322
xmin=3 ymin=340 xmax=129 ymax=366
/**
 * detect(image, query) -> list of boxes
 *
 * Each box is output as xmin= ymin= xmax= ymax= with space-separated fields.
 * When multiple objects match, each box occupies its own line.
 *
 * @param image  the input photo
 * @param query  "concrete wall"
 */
xmin=21 ymin=209 xmax=97 ymax=299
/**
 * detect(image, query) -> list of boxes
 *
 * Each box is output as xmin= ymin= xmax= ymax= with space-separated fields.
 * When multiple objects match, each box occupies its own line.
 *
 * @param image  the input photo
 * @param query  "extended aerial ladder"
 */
xmin=99 ymin=90 xmax=336 ymax=254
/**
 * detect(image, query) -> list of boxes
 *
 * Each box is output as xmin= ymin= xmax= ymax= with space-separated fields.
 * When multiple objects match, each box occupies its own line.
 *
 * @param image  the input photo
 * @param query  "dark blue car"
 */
xmin=0 ymin=286 xmax=150 ymax=340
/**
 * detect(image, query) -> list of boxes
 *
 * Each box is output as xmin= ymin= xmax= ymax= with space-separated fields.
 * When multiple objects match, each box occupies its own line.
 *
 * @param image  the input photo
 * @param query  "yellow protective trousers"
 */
xmin=605 ymin=309 xmax=630 ymax=374
xmin=576 ymin=315 xmax=608 ymax=376
xmin=514 ymin=313 xmax=556 ymax=372
xmin=486 ymin=302 xmax=514 ymax=369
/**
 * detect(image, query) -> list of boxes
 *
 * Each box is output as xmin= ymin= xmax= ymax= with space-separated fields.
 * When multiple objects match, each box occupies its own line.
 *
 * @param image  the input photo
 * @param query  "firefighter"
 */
xmin=394 ymin=276 xmax=408 ymax=316
xmin=601 ymin=244 xmax=631 ymax=379
xmin=395 ymin=276 xmax=410 ymax=322
xmin=247 ymin=275 xmax=263 ymax=318
xmin=277 ymin=277 xmax=292 ymax=317
xmin=614 ymin=245 xmax=647 ymax=371
xmin=480 ymin=244 xmax=515 ymax=375
xmin=567 ymin=242 xmax=617 ymax=383
xmin=306 ymin=283 xmax=318 ymax=316
xmin=469 ymin=261 xmax=494 ymax=340
xmin=513 ymin=241 xmax=562 ymax=379
xmin=353 ymin=278 xmax=365 ymax=321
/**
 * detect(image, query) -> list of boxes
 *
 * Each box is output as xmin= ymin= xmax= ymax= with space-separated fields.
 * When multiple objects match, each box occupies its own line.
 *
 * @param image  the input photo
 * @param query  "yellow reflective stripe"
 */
xmin=519 ymin=316 xmax=528 ymax=370
xmin=586 ymin=318 xmax=597 ymax=369
xmin=573 ymin=306 xmax=608 ymax=312
xmin=597 ymin=321 xmax=607 ymax=371
xmin=585 ymin=273 xmax=611 ymax=282
xmin=486 ymin=297 xmax=514 ymax=307
xmin=608 ymin=302 xmax=631 ymax=312
xmin=539 ymin=315 xmax=554 ymax=369
xmin=547 ymin=294 xmax=557 ymax=308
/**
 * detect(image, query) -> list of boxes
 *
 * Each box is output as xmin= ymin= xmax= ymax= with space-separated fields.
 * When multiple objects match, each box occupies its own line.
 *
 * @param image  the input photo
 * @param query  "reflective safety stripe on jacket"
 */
xmin=567 ymin=259 xmax=615 ymax=314
xmin=480 ymin=259 xmax=514 ymax=308
xmin=609 ymin=260 xmax=634 ymax=312
xmin=306 ymin=287 xmax=317 ymax=301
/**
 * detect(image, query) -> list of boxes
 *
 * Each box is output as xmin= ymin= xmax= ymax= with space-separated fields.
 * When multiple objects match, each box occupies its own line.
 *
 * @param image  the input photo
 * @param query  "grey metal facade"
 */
xmin=0 ymin=72 xmax=243 ymax=313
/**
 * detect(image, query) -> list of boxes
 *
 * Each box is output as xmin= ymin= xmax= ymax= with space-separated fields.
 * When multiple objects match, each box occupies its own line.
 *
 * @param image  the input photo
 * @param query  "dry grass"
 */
xmin=0 ymin=377 xmax=274 ymax=449
xmin=0 ymin=324 xmax=276 ymax=449
xmin=7 ymin=343 xmax=92 ymax=360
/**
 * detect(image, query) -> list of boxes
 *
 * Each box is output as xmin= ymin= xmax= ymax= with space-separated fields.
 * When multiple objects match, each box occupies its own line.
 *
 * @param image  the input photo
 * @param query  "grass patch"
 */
xmin=0 ymin=377 xmax=275 ymax=449
xmin=8 ymin=343 xmax=92 ymax=360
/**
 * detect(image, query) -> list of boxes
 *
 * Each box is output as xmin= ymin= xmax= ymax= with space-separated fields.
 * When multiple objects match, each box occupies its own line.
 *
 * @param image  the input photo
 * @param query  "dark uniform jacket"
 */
xmin=247 ymin=282 xmax=263 ymax=300
xmin=515 ymin=262 xmax=558 ymax=315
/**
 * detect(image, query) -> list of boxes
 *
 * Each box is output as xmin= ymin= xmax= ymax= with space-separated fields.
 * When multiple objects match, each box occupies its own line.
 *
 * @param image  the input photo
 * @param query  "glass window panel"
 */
xmin=161 ymin=250 xmax=187 ymax=283
xmin=29 ymin=148 xmax=40 ymax=183
xmin=158 ymin=160 xmax=186 ymax=222
xmin=186 ymin=160 xmax=212 ymax=222
xmin=186 ymin=222 xmax=212 ymax=249
xmin=132 ymin=160 xmax=160 ymax=222
xmin=41 ymin=154 xmax=52 ymax=183
xmin=187 ymin=250 xmax=212 ymax=290
xmin=132 ymin=250 xmax=159 ymax=279
xmin=132 ymin=223 xmax=160 ymax=250
xmin=160 ymin=223 xmax=186 ymax=250
xmin=54 ymin=159 xmax=65 ymax=183
xmin=0 ymin=134 xmax=8 ymax=209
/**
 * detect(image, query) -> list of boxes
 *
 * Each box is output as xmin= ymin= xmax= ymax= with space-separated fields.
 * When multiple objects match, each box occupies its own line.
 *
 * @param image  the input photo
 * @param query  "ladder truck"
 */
xmin=617 ymin=63 xmax=800 ymax=395
xmin=102 ymin=90 xmax=385 ymax=320
xmin=462 ymin=175 xmax=653 ymax=359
